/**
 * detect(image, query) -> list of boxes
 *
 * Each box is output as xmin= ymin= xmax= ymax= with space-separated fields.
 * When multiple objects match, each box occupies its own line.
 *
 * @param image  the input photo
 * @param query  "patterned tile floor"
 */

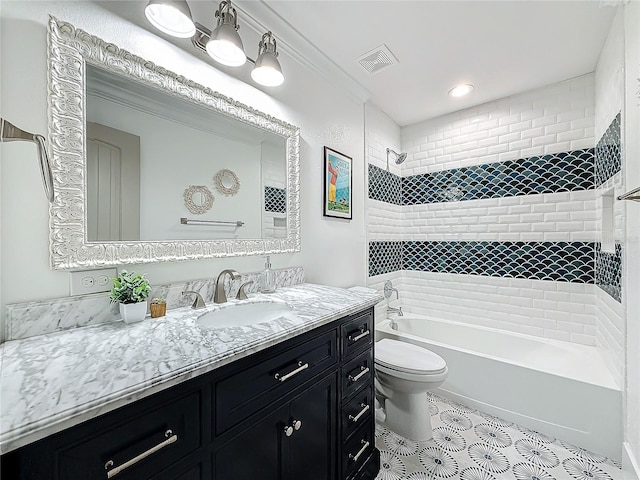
xmin=375 ymin=392 xmax=621 ymax=480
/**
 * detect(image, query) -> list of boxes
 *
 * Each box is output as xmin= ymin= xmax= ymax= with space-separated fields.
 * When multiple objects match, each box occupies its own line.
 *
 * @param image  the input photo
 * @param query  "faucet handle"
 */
xmin=236 ymin=281 xmax=254 ymax=300
xmin=182 ymin=290 xmax=205 ymax=309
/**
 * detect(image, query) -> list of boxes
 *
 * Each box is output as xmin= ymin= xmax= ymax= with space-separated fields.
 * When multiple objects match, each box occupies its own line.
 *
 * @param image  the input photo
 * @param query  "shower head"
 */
xmin=386 ymin=148 xmax=407 ymax=170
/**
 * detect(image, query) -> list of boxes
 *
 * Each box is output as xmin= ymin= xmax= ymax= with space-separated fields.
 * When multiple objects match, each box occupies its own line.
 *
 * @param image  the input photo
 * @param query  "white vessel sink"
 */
xmin=197 ymin=302 xmax=293 ymax=328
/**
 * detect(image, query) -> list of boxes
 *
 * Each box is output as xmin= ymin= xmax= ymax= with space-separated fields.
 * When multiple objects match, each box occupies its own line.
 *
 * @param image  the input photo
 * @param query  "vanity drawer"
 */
xmin=57 ymin=392 xmax=201 ymax=480
xmin=341 ymin=349 xmax=373 ymax=400
xmin=341 ymin=310 xmax=373 ymax=359
xmin=215 ymin=329 xmax=338 ymax=434
xmin=341 ymin=386 xmax=374 ymax=441
xmin=342 ymin=423 xmax=375 ymax=480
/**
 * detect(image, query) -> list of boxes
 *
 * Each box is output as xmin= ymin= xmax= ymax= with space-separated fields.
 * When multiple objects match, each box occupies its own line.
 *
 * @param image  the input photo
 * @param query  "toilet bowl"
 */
xmin=375 ymin=338 xmax=448 ymax=441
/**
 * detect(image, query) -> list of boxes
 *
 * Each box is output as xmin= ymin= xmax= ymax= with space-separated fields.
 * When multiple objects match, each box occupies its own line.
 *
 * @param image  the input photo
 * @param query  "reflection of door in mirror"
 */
xmin=86 ymin=122 xmax=141 ymax=241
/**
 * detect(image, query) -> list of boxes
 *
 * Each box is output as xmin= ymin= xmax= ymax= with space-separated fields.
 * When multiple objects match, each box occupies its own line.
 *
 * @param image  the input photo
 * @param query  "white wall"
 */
xmin=261 ymin=141 xmax=287 ymax=239
xmin=0 ymin=1 xmax=367 ymax=337
xmin=594 ymin=9 xmax=626 ymax=387
xmin=364 ymin=101 xmax=402 ymax=322
xmin=622 ymin=2 xmax=640 ymax=477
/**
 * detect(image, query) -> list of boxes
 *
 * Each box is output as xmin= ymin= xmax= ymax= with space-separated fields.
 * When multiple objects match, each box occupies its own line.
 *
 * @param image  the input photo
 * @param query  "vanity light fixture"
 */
xmin=206 ymin=0 xmax=246 ymax=67
xmin=250 ymin=32 xmax=284 ymax=87
xmin=144 ymin=0 xmax=285 ymax=86
xmin=448 ymin=84 xmax=474 ymax=97
xmin=144 ymin=0 xmax=196 ymax=38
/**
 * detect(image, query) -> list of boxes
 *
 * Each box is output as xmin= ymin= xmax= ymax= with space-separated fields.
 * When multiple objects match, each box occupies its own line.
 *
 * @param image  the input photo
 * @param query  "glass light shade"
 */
xmin=251 ymin=52 xmax=284 ymax=87
xmin=145 ymin=0 xmax=196 ymax=38
xmin=206 ymin=24 xmax=246 ymax=67
xmin=448 ymin=84 xmax=474 ymax=97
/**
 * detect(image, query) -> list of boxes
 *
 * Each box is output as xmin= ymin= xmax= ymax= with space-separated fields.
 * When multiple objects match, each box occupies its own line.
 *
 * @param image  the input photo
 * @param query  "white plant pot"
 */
xmin=119 ymin=301 xmax=147 ymax=324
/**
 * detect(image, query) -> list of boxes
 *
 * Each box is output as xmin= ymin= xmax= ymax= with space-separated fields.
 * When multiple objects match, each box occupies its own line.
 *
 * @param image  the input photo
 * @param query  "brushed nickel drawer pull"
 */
xmin=348 ymin=366 xmax=370 ymax=383
xmin=104 ymin=429 xmax=177 ymax=478
xmin=348 ymin=403 xmax=370 ymax=423
xmin=274 ymin=361 xmax=309 ymax=382
xmin=348 ymin=329 xmax=370 ymax=342
xmin=348 ymin=440 xmax=370 ymax=463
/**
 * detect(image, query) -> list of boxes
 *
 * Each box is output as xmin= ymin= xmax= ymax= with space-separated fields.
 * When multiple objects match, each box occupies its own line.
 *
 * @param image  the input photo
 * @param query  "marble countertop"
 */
xmin=0 ymin=284 xmax=382 ymax=454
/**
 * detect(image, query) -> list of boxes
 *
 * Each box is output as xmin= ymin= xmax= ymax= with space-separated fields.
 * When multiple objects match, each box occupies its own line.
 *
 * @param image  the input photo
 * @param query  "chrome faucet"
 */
xmin=182 ymin=290 xmax=205 ymax=309
xmin=236 ymin=280 xmax=254 ymax=300
xmin=383 ymin=280 xmax=399 ymax=300
xmin=383 ymin=280 xmax=403 ymax=318
xmin=214 ymin=269 xmax=241 ymax=304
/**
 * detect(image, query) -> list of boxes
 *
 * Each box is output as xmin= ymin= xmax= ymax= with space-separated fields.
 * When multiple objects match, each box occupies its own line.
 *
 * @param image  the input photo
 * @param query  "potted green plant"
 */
xmin=109 ymin=270 xmax=151 ymax=324
xmin=150 ymin=297 xmax=167 ymax=318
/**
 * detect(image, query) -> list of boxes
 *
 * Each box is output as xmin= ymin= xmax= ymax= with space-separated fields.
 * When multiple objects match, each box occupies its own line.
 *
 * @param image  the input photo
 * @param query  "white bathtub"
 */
xmin=376 ymin=316 xmax=622 ymax=460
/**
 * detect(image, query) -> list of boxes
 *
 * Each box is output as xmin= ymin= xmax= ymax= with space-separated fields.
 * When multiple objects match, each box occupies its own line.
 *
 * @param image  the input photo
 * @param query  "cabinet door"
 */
xmin=288 ymin=373 xmax=337 ymax=480
xmin=213 ymin=404 xmax=288 ymax=480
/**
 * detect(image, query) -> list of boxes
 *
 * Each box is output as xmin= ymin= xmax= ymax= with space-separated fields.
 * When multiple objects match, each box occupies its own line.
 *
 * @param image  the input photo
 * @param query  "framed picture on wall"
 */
xmin=323 ymin=146 xmax=352 ymax=220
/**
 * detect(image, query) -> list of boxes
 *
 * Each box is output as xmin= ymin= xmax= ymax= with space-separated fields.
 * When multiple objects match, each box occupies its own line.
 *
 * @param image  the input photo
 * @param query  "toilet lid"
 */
xmin=376 ymin=338 xmax=447 ymax=375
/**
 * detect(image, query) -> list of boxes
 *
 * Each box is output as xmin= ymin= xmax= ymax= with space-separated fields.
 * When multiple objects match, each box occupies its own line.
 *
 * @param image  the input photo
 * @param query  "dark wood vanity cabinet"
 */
xmin=2 ymin=307 xmax=379 ymax=480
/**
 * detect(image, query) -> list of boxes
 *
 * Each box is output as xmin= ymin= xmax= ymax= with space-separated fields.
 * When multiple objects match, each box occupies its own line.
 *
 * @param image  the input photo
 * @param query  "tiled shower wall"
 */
xmin=367 ymin=75 xmax=604 ymax=346
xmin=594 ymin=10 xmax=625 ymax=385
xmin=365 ymin=103 xmax=403 ymax=322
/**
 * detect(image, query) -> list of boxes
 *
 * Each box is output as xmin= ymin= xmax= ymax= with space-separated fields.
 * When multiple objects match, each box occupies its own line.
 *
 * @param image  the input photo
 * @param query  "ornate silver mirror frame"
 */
xmin=47 ymin=17 xmax=300 ymax=270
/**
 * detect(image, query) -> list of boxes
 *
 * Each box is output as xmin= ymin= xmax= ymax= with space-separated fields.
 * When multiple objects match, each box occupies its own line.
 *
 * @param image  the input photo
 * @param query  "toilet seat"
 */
xmin=375 ymin=338 xmax=447 ymax=375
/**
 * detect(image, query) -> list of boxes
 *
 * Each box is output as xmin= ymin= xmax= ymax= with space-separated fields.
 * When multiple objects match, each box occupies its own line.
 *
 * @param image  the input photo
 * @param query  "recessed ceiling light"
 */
xmin=448 ymin=84 xmax=474 ymax=97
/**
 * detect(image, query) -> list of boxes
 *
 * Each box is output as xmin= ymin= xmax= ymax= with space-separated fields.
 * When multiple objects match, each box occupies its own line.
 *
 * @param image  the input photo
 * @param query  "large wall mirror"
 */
xmin=47 ymin=17 xmax=300 ymax=270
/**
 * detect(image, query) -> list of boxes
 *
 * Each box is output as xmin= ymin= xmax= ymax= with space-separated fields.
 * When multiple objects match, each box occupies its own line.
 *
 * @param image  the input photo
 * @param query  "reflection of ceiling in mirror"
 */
xmin=86 ymin=65 xmax=285 ymax=146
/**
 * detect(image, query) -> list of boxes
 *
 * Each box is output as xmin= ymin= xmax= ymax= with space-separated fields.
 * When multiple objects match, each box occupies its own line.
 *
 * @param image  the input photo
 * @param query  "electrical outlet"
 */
xmin=70 ymin=268 xmax=118 ymax=296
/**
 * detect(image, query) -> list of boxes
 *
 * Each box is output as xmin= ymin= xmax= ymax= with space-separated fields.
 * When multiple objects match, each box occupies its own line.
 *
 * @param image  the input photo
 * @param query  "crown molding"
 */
xmin=235 ymin=0 xmax=371 ymax=103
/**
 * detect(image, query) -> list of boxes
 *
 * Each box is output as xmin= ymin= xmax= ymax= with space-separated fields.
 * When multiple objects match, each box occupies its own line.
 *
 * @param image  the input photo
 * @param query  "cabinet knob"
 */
xmin=284 ymin=419 xmax=302 ymax=437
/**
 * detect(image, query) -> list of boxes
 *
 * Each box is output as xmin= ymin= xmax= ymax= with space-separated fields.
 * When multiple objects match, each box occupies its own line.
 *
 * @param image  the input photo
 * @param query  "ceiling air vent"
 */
xmin=357 ymin=44 xmax=398 ymax=74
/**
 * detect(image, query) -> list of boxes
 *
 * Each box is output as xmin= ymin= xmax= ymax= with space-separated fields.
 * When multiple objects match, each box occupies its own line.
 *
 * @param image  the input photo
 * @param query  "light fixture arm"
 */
xmin=258 ymin=31 xmax=278 ymax=58
xmin=215 ymin=0 xmax=239 ymax=31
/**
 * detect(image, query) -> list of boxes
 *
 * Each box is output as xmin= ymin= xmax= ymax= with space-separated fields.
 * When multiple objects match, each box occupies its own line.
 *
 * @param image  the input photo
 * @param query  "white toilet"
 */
xmin=375 ymin=338 xmax=448 ymax=441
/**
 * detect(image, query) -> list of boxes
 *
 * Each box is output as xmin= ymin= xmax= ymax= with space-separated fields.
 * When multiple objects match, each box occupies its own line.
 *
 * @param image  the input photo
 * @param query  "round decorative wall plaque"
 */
xmin=213 ymin=169 xmax=240 ymax=196
xmin=183 ymin=185 xmax=214 ymax=214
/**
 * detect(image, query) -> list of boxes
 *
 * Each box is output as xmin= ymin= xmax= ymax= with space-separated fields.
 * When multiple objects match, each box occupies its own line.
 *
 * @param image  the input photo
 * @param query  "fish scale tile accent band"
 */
xmin=595 ymin=112 xmax=621 ymax=187
xmin=368 ymin=164 xmax=402 ymax=205
xmin=369 ymin=241 xmax=595 ymax=283
xmin=264 ymin=186 xmax=286 ymax=213
xmin=402 ymin=149 xmax=595 ymax=205
xmin=596 ymin=243 xmax=622 ymax=302
xmin=369 ymin=241 xmax=403 ymax=276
